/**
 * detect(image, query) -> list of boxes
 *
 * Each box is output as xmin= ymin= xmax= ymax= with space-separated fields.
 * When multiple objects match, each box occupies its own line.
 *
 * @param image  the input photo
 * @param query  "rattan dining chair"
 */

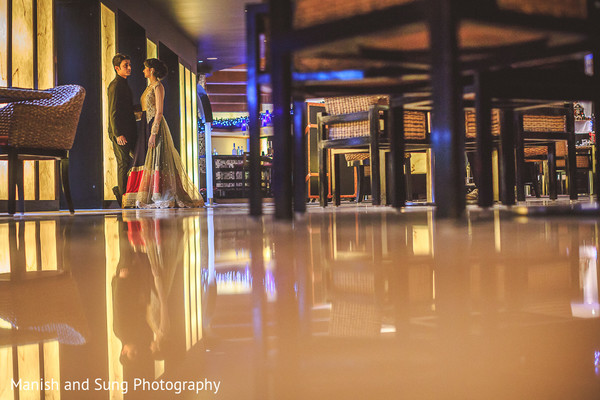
xmin=0 ymin=85 xmax=86 ymax=214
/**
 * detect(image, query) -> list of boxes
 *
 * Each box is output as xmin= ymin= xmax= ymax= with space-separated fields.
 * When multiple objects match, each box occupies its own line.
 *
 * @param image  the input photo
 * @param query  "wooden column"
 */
xmin=565 ymin=102 xmax=578 ymax=200
xmin=293 ymin=99 xmax=307 ymax=212
xmin=548 ymin=143 xmax=558 ymax=200
xmin=515 ymin=112 xmax=526 ymax=201
xmin=429 ymin=0 xmax=465 ymax=218
xmin=499 ymin=108 xmax=516 ymax=205
xmin=475 ymin=71 xmax=494 ymax=207
xmin=246 ymin=4 xmax=265 ymax=216
xmin=593 ymin=50 xmax=600 ymax=198
xmin=390 ymin=102 xmax=406 ymax=208
xmin=369 ymin=105 xmax=381 ymax=205
xmin=317 ymin=113 xmax=328 ymax=207
xmin=269 ymin=0 xmax=293 ymax=219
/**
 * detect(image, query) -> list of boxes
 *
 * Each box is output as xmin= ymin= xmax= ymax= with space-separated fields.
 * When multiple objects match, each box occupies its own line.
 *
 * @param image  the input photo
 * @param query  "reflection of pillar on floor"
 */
xmin=294 ymin=220 xmax=312 ymax=339
xmin=249 ymin=218 xmax=267 ymax=400
xmin=205 ymin=123 xmax=214 ymax=204
xmin=273 ymin=223 xmax=300 ymax=399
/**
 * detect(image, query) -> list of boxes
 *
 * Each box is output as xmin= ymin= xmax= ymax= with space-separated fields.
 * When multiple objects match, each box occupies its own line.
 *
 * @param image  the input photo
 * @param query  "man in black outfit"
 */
xmin=108 ymin=54 xmax=138 ymax=207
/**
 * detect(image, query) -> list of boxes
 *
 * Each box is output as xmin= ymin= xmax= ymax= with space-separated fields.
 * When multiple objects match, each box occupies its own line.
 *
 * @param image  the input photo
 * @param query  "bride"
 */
xmin=123 ymin=58 xmax=204 ymax=208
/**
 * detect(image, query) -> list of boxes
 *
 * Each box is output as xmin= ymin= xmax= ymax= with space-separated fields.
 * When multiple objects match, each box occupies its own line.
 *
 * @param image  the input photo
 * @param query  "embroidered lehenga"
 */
xmin=123 ymin=82 xmax=204 ymax=208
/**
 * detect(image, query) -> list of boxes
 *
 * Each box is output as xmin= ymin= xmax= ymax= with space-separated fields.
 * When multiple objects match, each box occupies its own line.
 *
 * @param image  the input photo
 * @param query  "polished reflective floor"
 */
xmin=1 ymin=203 xmax=600 ymax=399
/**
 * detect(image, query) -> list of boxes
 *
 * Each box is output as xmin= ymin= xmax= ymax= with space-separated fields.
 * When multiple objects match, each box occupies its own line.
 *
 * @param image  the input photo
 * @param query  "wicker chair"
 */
xmin=0 ymin=85 xmax=86 ymax=214
xmin=515 ymin=108 xmax=576 ymax=200
xmin=318 ymin=95 xmax=428 ymax=206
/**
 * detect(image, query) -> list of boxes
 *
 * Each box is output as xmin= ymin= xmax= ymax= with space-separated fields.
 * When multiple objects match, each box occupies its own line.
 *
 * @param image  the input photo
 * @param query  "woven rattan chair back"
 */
xmin=323 ymin=96 xmax=427 ymax=140
xmin=0 ymin=85 xmax=85 ymax=150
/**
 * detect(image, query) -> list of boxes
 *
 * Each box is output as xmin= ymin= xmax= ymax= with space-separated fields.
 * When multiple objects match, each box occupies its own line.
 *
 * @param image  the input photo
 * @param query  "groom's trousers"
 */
xmin=111 ymin=137 xmax=134 ymax=198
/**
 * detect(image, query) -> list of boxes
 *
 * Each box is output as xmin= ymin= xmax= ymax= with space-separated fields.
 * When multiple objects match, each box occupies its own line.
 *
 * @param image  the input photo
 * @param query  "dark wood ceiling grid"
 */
xmin=147 ymin=0 xmax=250 ymax=71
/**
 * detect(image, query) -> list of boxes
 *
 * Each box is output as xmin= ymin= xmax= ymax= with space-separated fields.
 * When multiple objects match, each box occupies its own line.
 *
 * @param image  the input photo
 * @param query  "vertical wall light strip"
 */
xmin=191 ymin=72 xmax=199 ymax=187
xmin=13 ymin=0 xmax=35 ymax=202
xmin=101 ymin=4 xmax=117 ymax=201
xmin=179 ymin=63 xmax=186 ymax=171
xmin=185 ymin=68 xmax=193 ymax=183
xmin=37 ymin=0 xmax=56 ymax=201
xmin=104 ymin=217 xmax=124 ymax=400
xmin=0 ymin=0 xmax=7 ymax=86
xmin=0 ymin=163 xmax=6 ymax=200
xmin=36 ymin=0 xmax=52 ymax=90
xmin=38 ymin=159 xmax=55 ymax=200
xmin=12 ymin=0 xmax=34 ymax=88
xmin=23 ymin=160 xmax=35 ymax=200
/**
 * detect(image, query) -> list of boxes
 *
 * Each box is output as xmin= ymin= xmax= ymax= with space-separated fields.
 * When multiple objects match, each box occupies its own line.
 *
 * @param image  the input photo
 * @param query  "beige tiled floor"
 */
xmin=1 ymin=202 xmax=600 ymax=399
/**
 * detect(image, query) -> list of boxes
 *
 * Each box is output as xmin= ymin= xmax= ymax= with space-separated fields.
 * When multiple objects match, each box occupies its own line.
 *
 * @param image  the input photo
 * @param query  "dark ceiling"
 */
xmin=147 ymin=0 xmax=250 ymax=72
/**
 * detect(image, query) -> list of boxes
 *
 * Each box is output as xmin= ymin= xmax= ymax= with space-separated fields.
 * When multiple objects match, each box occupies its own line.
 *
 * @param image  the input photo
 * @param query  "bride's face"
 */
xmin=143 ymin=65 xmax=152 ymax=79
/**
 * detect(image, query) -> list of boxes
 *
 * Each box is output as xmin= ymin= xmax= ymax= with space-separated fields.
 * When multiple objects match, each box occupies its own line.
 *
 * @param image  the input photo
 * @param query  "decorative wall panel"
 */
xmin=0 ymin=0 xmax=7 ymax=86
xmin=177 ymin=64 xmax=199 ymax=188
xmin=185 ymin=67 xmax=193 ymax=183
xmin=101 ymin=4 xmax=117 ymax=201
xmin=0 ymin=164 xmax=6 ymax=201
xmin=179 ymin=63 xmax=186 ymax=170
xmin=147 ymin=38 xmax=157 ymax=58
xmin=12 ymin=0 xmax=34 ymax=88
xmin=37 ymin=0 xmax=53 ymax=90
xmin=39 ymin=160 xmax=56 ymax=200
xmin=23 ymin=160 xmax=35 ymax=201
xmin=192 ymin=70 xmax=198 ymax=186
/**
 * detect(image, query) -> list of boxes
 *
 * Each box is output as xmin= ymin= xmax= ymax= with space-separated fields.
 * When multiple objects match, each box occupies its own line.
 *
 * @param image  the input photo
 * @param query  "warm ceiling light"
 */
xmin=207 ymin=57 xmax=218 ymax=60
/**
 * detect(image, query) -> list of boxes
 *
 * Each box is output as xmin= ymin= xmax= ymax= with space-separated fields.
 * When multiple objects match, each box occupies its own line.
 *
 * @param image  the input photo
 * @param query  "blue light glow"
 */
xmin=293 ymin=70 xmax=365 ymax=81
xmin=211 ymin=111 xmax=272 ymax=130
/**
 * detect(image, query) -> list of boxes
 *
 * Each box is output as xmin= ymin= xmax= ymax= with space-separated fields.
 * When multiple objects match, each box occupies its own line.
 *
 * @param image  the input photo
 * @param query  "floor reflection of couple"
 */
xmin=108 ymin=54 xmax=204 ymax=209
xmin=112 ymin=217 xmax=182 ymax=366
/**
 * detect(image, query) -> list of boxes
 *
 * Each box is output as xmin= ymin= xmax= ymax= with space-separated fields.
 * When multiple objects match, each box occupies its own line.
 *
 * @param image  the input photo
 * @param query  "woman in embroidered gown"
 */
xmin=124 ymin=58 xmax=204 ymax=208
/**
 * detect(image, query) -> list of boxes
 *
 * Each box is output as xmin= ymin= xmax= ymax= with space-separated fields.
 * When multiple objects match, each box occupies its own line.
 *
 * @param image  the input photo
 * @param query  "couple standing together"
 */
xmin=108 ymin=54 xmax=204 ymax=209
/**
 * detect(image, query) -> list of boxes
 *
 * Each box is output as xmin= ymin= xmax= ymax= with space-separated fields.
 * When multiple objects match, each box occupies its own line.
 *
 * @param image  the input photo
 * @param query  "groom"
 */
xmin=108 ymin=53 xmax=138 ymax=207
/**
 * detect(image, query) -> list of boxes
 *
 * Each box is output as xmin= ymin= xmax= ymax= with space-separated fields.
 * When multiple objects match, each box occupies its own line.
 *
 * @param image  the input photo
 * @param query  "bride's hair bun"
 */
xmin=144 ymin=58 xmax=168 ymax=79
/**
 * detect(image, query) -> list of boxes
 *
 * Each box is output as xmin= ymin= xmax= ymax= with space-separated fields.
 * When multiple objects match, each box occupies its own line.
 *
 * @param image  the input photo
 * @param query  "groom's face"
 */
xmin=115 ymin=60 xmax=132 ymax=79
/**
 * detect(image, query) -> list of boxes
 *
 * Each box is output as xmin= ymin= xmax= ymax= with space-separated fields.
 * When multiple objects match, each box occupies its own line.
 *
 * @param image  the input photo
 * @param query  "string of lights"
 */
xmin=211 ymin=111 xmax=272 ymax=130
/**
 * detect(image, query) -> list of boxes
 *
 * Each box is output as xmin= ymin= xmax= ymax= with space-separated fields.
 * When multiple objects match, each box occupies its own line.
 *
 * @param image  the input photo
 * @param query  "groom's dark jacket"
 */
xmin=107 ymin=75 xmax=137 ymax=142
